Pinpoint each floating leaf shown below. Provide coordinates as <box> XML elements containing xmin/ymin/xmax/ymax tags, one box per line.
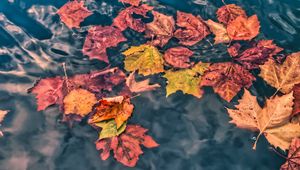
<box><xmin>145</xmin><ymin>11</ymin><xmax>175</xmax><ymax>47</ymax></box>
<box><xmin>200</xmin><ymin>62</ymin><xmax>255</xmax><ymax>102</ymax></box>
<box><xmin>216</xmin><ymin>4</ymin><xmax>247</xmax><ymax>25</ymax></box>
<box><xmin>227</xmin><ymin>15</ymin><xmax>260</xmax><ymax>41</ymax></box>
<box><xmin>57</xmin><ymin>1</ymin><xmax>92</xmax><ymax>28</ymax></box>
<box><xmin>163</xmin><ymin>47</ymin><xmax>194</xmax><ymax>69</ymax></box>
<box><xmin>119</xmin><ymin>0</ymin><xmax>140</xmax><ymax>6</ymax></box>
<box><xmin>227</xmin><ymin>43</ymin><xmax>241</xmax><ymax>57</ymax></box>
<box><xmin>123</xmin><ymin>44</ymin><xmax>164</xmax><ymax>76</ymax></box>
<box><xmin>82</xmin><ymin>26</ymin><xmax>127</xmax><ymax>63</ymax></box>
<box><xmin>126</xmin><ymin>71</ymin><xmax>160</xmax><ymax>93</ymax></box>
<box><xmin>94</xmin><ymin>119</ymin><xmax>126</xmax><ymax>140</ymax></box>
<box><xmin>163</xmin><ymin>62</ymin><xmax>209</xmax><ymax>98</ymax></box>
<box><xmin>174</xmin><ymin>11</ymin><xmax>210</xmax><ymax>46</ymax></box>
<box><xmin>63</xmin><ymin>88</ymin><xmax>97</xmax><ymax>117</ymax></box>
<box><xmin>206</xmin><ymin>19</ymin><xmax>230</xmax><ymax>44</ymax></box>
<box><xmin>280</xmin><ymin>138</ymin><xmax>300</xmax><ymax>170</ymax></box>
<box><xmin>96</xmin><ymin>125</ymin><xmax>159</xmax><ymax>167</ymax></box>
<box><xmin>259</xmin><ymin>52</ymin><xmax>300</xmax><ymax>94</ymax></box>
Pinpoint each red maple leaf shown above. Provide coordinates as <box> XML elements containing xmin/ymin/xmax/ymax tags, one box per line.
<box><xmin>164</xmin><ymin>47</ymin><xmax>194</xmax><ymax>68</ymax></box>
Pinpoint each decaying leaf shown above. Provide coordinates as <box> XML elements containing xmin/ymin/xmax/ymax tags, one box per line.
<box><xmin>174</xmin><ymin>11</ymin><xmax>210</xmax><ymax>46</ymax></box>
<box><xmin>293</xmin><ymin>84</ymin><xmax>300</xmax><ymax>116</ymax></box>
<box><xmin>200</xmin><ymin>62</ymin><xmax>255</xmax><ymax>102</ymax></box>
<box><xmin>206</xmin><ymin>19</ymin><xmax>230</xmax><ymax>44</ymax></box>
<box><xmin>89</xmin><ymin>96</ymin><xmax>134</xmax><ymax>129</ymax></box>
<box><xmin>57</xmin><ymin>1</ymin><xmax>92</xmax><ymax>28</ymax></box>
<box><xmin>216</xmin><ymin>4</ymin><xmax>247</xmax><ymax>25</ymax></box>
<box><xmin>145</xmin><ymin>11</ymin><xmax>175</xmax><ymax>47</ymax></box>
<box><xmin>96</xmin><ymin>125</ymin><xmax>159</xmax><ymax>167</ymax></box>
<box><xmin>113</xmin><ymin>4</ymin><xmax>153</xmax><ymax>32</ymax></box>
<box><xmin>123</xmin><ymin>44</ymin><xmax>164</xmax><ymax>76</ymax></box>
<box><xmin>94</xmin><ymin>119</ymin><xmax>126</xmax><ymax>140</ymax></box>
<box><xmin>163</xmin><ymin>62</ymin><xmax>209</xmax><ymax>98</ymax></box>
<box><xmin>119</xmin><ymin>0</ymin><xmax>140</xmax><ymax>6</ymax></box>
<box><xmin>163</xmin><ymin>47</ymin><xmax>194</xmax><ymax>69</ymax></box>
<box><xmin>227</xmin><ymin>15</ymin><xmax>260</xmax><ymax>41</ymax></box>
<box><xmin>259</xmin><ymin>52</ymin><xmax>300</xmax><ymax>94</ymax></box>
<box><xmin>82</xmin><ymin>26</ymin><xmax>127</xmax><ymax>63</ymax></box>
<box><xmin>280</xmin><ymin>138</ymin><xmax>300</xmax><ymax>170</ymax></box>
<box><xmin>63</xmin><ymin>88</ymin><xmax>97</xmax><ymax>117</ymax></box>
<box><xmin>126</xmin><ymin>72</ymin><xmax>160</xmax><ymax>93</ymax></box>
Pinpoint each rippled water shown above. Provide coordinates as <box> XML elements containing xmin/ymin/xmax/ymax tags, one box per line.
<box><xmin>0</xmin><ymin>0</ymin><xmax>300</xmax><ymax>170</ymax></box>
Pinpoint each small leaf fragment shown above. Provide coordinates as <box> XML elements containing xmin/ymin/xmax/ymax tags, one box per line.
<box><xmin>119</xmin><ymin>0</ymin><xmax>140</xmax><ymax>6</ymax></box>
<box><xmin>206</xmin><ymin>19</ymin><xmax>230</xmax><ymax>44</ymax></box>
<box><xmin>126</xmin><ymin>72</ymin><xmax>160</xmax><ymax>93</ymax></box>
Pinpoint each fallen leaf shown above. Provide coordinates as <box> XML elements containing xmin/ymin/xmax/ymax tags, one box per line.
<box><xmin>57</xmin><ymin>1</ymin><xmax>92</xmax><ymax>28</ymax></box>
<box><xmin>163</xmin><ymin>62</ymin><xmax>209</xmax><ymax>98</ymax></box>
<box><xmin>227</xmin><ymin>43</ymin><xmax>241</xmax><ymax>57</ymax></box>
<box><xmin>119</xmin><ymin>0</ymin><xmax>140</xmax><ymax>6</ymax></box>
<box><xmin>293</xmin><ymin>84</ymin><xmax>300</xmax><ymax>116</ymax></box>
<box><xmin>163</xmin><ymin>47</ymin><xmax>194</xmax><ymax>69</ymax></box>
<box><xmin>227</xmin><ymin>15</ymin><xmax>260</xmax><ymax>41</ymax></box>
<box><xmin>123</xmin><ymin>44</ymin><xmax>164</xmax><ymax>76</ymax></box>
<box><xmin>281</xmin><ymin>138</ymin><xmax>300</xmax><ymax>170</ymax></box>
<box><xmin>0</xmin><ymin>110</ymin><xmax>8</xmax><ymax>137</ymax></box>
<box><xmin>200</xmin><ymin>62</ymin><xmax>255</xmax><ymax>102</ymax></box>
<box><xmin>89</xmin><ymin>96</ymin><xmax>134</xmax><ymax>128</ymax></box>
<box><xmin>174</xmin><ymin>11</ymin><xmax>210</xmax><ymax>46</ymax></box>
<box><xmin>63</xmin><ymin>88</ymin><xmax>97</xmax><ymax>117</ymax></box>
<box><xmin>145</xmin><ymin>11</ymin><xmax>175</xmax><ymax>47</ymax></box>
<box><xmin>206</xmin><ymin>19</ymin><xmax>230</xmax><ymax>44</ymax></box>
<box><xmin>126</xmin><ymin>72</ymin><xmax>160</xmax><ymax>93</ymax></box>
<box><xmin>94</xmin><ymin>119</ymin><xmax>126</xmax><ymax>140</ymax></box>
<box><xmin>82</xmin><ymin>26</ymin><xmax>127</xmax><ymax>63</ymax></box>
<box><xmin>113</xmin><ymin>4</ymin><xmax>153</xmax><ymax>32</ymax></box>
<box><xmin>96</xmin><ymin>125</ymin><xmax>159</xmax><ymax>167</ymax></box>
<box><xmin>259</xmin><ymin>52</ymin><xmax>300</xmax><ymax>94</ymax></box>
<box><xmin>216</xmin><ymin>4</ymin><xmax>247</xmax><ymax>25</ymax></box>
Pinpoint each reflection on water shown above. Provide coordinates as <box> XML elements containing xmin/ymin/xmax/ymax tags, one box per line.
<box><xmin>0</xmin><ymin>0</ymin><xmax>299</xmax><ymax>169</ymax></box>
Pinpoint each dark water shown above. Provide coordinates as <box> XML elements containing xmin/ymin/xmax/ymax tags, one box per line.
<box><xmin>0</xmin><ymin>0</ymin><xmax>299</xmax><ymax>170</ymax></box>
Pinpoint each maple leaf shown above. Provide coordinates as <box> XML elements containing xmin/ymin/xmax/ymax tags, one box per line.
<box><xmin>145</xmin><ymin>11</ymin><xmax>175</xmax><ymax>47</ymax></box>
<box><xmin>200</xmin><ymin>62</ymin><xmax>255</xmax><ymax>102</ymax></box>
<box><xmin>227</xmin><ymin>15</ymin><xmax>260</xmax><ymax>41</ymax></box>
<box><xmin>163</xmin><ymin>47</ymin><xmax>194</xmax><ymax>69</ymax></box>
<box><xmin>96</xmin><ymin>125</ymin><xmax>159</xmax><ymax>167</ymax></box>
<box><xmin>119</xmin><ymin>0</ymin><xmax>140</xmax><ymax>6</ymax></box>
<box><xmin>174</xmin><ymin>11</ymin><xmax>210</xmax><ymax>46</ymax></box>
<box><xmin>259</xmin><ymin>52</ymin><xmax>300</xmax><ymax>94</ymax></box>
<box><xmin>82</xmin><ymin>26</ymin><xmax>127</xmax><ymax>63</ymax></box>
<box><xmin>123</xmin><ymin>44</ymin><xmax>164</xmax><ymax>76</ymax></box>
<box><xmin>57</xmin><ymin>1</ymin><xmax>92</xmax><ymax>29</ymax></box>
<box><xmin>231</xmin><ymin>40</ymin><xmax>283</xmax><ymax>69</ymax></box>
<box><xmin>280</xmin><ymin>138</ymin><xmax>300</xmax><ymax>170</ymax></box>
<box><xmin>206</xmin><ymin>19</ymin><xmax>230</xmax><ymax>44</ymax></box>
<box><xmin>94</xmin><ymin>119</ymin><xmax>126</xmax><ymax>140</ymax></box>
<box><xmin>0</xmin><ymin>110</ymin><xmax>9</xmax><ymax>137</ymax></box>
<box><xmin>216</xmin><ymin>4</ymin><xmax>247</xmax><ymax>25</ymax></box>
<box><xmin>88</xmin><ymin>96</ymin><xmax>134</xmax><ymax>129</ymax></box>
<box><xmin>63</xmin><ymin>88</ymin><xmax>97</xmax><ymax>117</ymax></box>
<box><xmin>126</xmin><ymin>71</ymin><xmax>160</xmax><ymax>93</ymax></box>
<box><xmin>163</xmin><ymin>62</ymin><xmax>209</xmax><ymax>98</ymax></box>
<box><xmin>113</xmin><ymin>4</ymin><xmax>153</xmax><ymax>32</ymax></box>
<box><xmin>293</xmin><ymin>84</ymin><xmax>300</xmax><ymax>116</ymax></box>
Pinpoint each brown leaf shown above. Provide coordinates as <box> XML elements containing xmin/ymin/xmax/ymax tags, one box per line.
<box><xmin>82</xmin><ymin>26</ymin><xmax>127</xmax><ymax>63</ymax></box>
<box><xmin>216</xmin><ymin>4</ymin><xmax>247</xmax><ymax>25</ymax></box>
<box><xmin>206</xmin><ymin>19</ymin><xmax>230</xmax><ymax>44</ymax></box>
<box><xmin>227</xmin><ymin>43</ymin><xmax>241</xmax><ymax>57</ymax></box>
<box><xmin>163</xmin><ymin>47</ymin><xmax>194</xmax><ymax>68</ymax></box>
<box><xmin>281</xmin><ymin>138</ymin><xmax>300</xmax><ymax>170</ymax></box>
<box><xmin>293</xmin><ymin>84</ymin><xmax>300</xmax><ymax>117</ymax></box>
<box><xmin>200</xmin><ymin>62</ymin><xmax>255</xmax><ymax>102</ymax></box>
<box><xmin>57</xmin><ymin>1</ymin><xmax>92</xmax><ymax>28</ymax></box>
<box><xmin>174</xmin><ymin>11</ymin><xmax>210</xmax><ymax>46</ymax></box>
<box><xmin>145</xmin><ymin>11</ymin><xmax>175</xmax><ymax>47</ymax></box>
<box><xmin>227</xmin><ymin>15</ymin><xmax>260</xmax><ymax>41</ymax></box>
<box><xmin>119</xmin><ymin>0</ymin><xmax>140</xmax><ymax>6</ymax></box>
<box><xmin>126</xmin><ymin>72</ymin><xmax>160</xmax><ymax>93</ymax></box>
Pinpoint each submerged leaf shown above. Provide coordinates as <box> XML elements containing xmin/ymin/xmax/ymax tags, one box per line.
<box><xmin>94</xmin><ymin>119</ymin><xmax>126</xmax><ymax>140</ymax></box>
<box><xmin>216</xmin><ymin>4</ymin><xmax>247</xmax><ymax>25</ymax></box>
<box><xmin>126</xmin><ymin>72</ymin><xmax>160</xmax><ymax>93</ymax></box>
<box><xmin>119</xmin><ymin>0</ymin><xmax>140</xmax><ymax>6</ymax></box>
<box><xmin>206</xmin><ymin>19</ymin><xmax>230</xmax><ymax>44</ymax></box>
<box><xmin>163</xmin><ymin>47</ymin><xmax>194</xmax><ymax>68</ymax></box>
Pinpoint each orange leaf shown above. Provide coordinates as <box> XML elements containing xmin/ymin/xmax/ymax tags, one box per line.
<box><xmin>216</xmin><ymin>4</ymin><xmax>247</xmax><ymax>25</ymax></box>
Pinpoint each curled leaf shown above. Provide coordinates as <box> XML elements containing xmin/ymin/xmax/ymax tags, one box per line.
<box><xmin>216</xmin><ymin>4</ymin><xmax>247</xmax><ymax>25</ymax></box>
<box><xmin>206</xmin><ymin>19</ymin><xmax>230</xmax><ymax>44</ymax></box>
<box><xmin>164</xmin><ymin>47</ymin><xmax>194</xmax><ymax>69</ymax></box>
<box><xmin>126</xmin><ymin>72</ymin><xmax>160</xmax><ymax>93</ymax></box>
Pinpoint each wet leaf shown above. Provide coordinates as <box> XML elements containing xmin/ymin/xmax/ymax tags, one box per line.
<box><xmin>89</xmin><ymin>96</ymin><xmax>134</xmax><ymax>129</ymax></box>
<box><xmin>206</xmin><ymin>19</ymin><xmax>230</xmax><ymax>44</ymax></box>
<box><xmin>293</xmin><ymin>84</ymin><xmax>300</xmax><ymax>116</ymax></box>
<box><xmin>94</xmin><ymin>119</ymin><xmax>126</xmax><ymax>140</ymax></box>
<box><xmin>145</xmin><ymin>11</ymin><xmax>175</xmax><ymax>47</ymax></box>
<box><xmin>82</xmin><ymin>26</ymin><xmax>127</xmax><ymax>63</ymax></box>
<box><xmin>200</xmin><ymin>62</ymin><xmax>255</xmax><ymax>102</ymax></box>
<box><xmin>113</xmin><ymin>4</ymin><xmax>153</xmax><ymax>32</ymax></box>
<box><xmin>163</xmin><ymin>62</ymin><xmax>209</xmax><ymax>98</ymax></box>
<box><xmin>259</xmin><ymin>52</ymin><xmax>300</xmax><ymax>94</ymax></box>
<box><xmin>227</xmin><ymin>43</ymin><xmax>241</xmax><ymax>57</ymax></box>
<box><xmin>96</xmin><ymin>125</ymin><xmax>159</xmax><ymax>167</ymax></box>
<box><xmin>0</xmin><ymin>110</ymin><xmax>8</xmax><ymax>137</ymax></box>
<box><xmin>63</xmin><ymin>88</ymin><xmax>97</xmax><ymax>117</ymax></box>
<box><xmin>216</xmin><ymin>4</ymin><xmax>247</xmax><ymax>25</ymax></box>
<box><xmin>123</xmin><ymin>44</ymin><xmax>164</xmax><ymax>76</ymax></box>
<box><xmin>174</xmin><ymin>11</ymin><xmax>210</xmax><ymax>46</ymax></box>
<box><xmin>119</xmin><ymin>0</ymin><xmax>140</xmax><ymax>6</ymax></box>
<box><xmin>57</xmin><ymin>1</ymin><xmax>92</xmax><ymax>28</ymax></box>
<box><xmin>126</xmin><ymin>71</ymin><xmax>160</xmax><ymax>93</ymax></box>
<box><xmin>227</xmin><ymin>15</ymin><xmax>260</xmax><ymax>41</ymax></box>
<box><xmin>163</xmin><ymin>47</ymin><xmax>194</xmax><ymax>68</ymax></box>
<box><xmin>281</xmin><ymin>138</ymin><xmax>300</xmax><ymax>170</ymax></box>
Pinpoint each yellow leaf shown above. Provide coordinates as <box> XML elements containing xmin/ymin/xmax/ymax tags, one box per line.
<box><xmin>123</xmin><ymin>45</ymin><xmax>164</xmax><ymax>76</ymax></box>
<box><xmin>63</xmin><ymin>88</ymin><xmax>97</xmax><ymax>117</ymax></box>
<box><xmin>259</xmin><ymin>52</ymin><xmax>300</xmax><ymax>94</ymax></box>
<box><xmin>163</xmin><ymin>62</ymin><xmax>209</xmax><ymax>98</ymax></box>
<box><xmin>94</xmin><ymin>119</ymin><xmax>126</xmax><ymax>139</ymax></box>
<box><xmin>206</xmin><ymin>19</ymin><xmax>230</xmax><ymax>44</ymax></box>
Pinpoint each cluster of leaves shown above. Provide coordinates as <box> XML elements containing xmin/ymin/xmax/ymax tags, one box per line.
<box><xmin>27</xmin><ymin>0</ymin><xmax>300</xmax><ymax>168</ymax></box>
